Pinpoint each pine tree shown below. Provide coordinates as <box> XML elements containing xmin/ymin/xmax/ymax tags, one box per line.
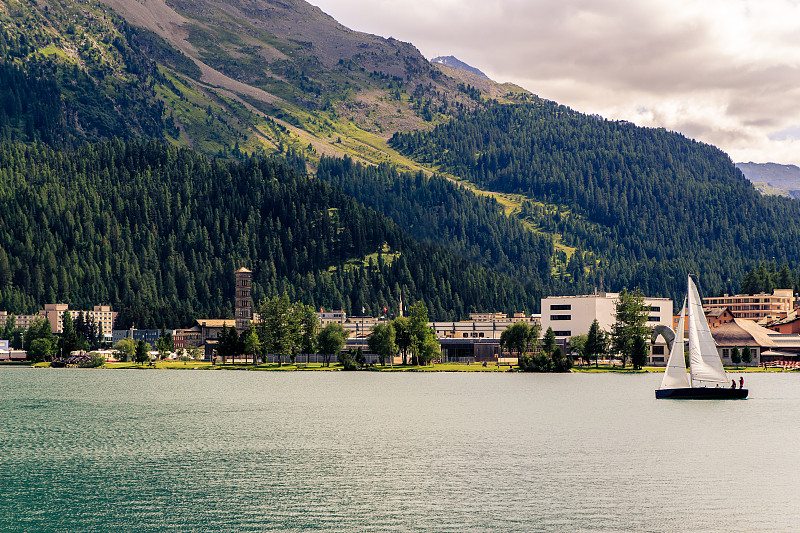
<box><xmin>730</xmin><ymin>346</ymin><xmax>741</xmax><ymax>368</ymax></box>
<box><xmin>741</xmin><ymin>345</ymin><xmax>753</xmax><ymax>367</ymax></box>
<box><xmin>59</xmin><ymin>310</ymin><xmax>79</xmax><ymax>358</ymax></box>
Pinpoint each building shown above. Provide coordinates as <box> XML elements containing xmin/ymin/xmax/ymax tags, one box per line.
<box><xmin>704</xmin><ymin>307</ymin><xmax>736</xmax><ymax>328</ymax></box>
<box><xmin>111</xmin><ymin>328</ymin><xmax>166</xmax><ymax>347</ymax></box>
<box><xmin>193</xmin><ymin>319</ymin><xmax>237</xmax><ymax>360</ymax></box>
<box><xmin>173</xmin><ymin>328</ymin><xmax>203</xmax><ymax>349</ymax></box>
<box><xmin>0</xmin><ymin>339</ymin><xmax>26</xmax><ymax>361</ymax></box>
<box><xmin>0</xmin><ymin>311</ymin><xmax>40</xmax><ymax>331</ymax></box>
<box><xmin>541</xmin><ymin>292</ymin><xmax>673</xmax><ymax>340</ymax></box>
<box><xmin>469</xmin><ymin>312</ymin><xmax>510</xmax><ymax>322</ymax></box>
<box><xmin>703</xmin><ymin>289</ymin><xmax>793</xmax><ymax>322</ymax></box>
<box><xmin>1</xmin><ymin>304</ymin><xmax>115</xmax><ymax>341</ymax></box>
<box><xmin>762</xmin><ymin>310</ymin><xmax>800</xmax><ymax>335</ymax></box>
<box><xmin>41</xmin><ymin>304</ymin><xmax>116</xmax><ymax>340</ymax></box>
<box><xmin>234</xmin><ymin>267</ymin><xmax>252</xmax><ymax>331</ymax></box>
<box><xmin>316</xmin><ymin>310</ymin><xmax>347</xmax><ymax>325</ymax></box>
<box><xmin>710</xmin><ymin>318</ymin><xmax>800</xmax><ymax>365</ymax></box>
<box><xmin>541</xmin><ymin>292</ymin><xmax>673</xmax><ymax>366</ymax></box>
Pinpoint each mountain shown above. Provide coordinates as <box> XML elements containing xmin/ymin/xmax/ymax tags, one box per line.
<box><xmin>1</xmin><ymin>0</ymin><xmax>528</xmax><ymax>163</ymax></box>
<box><xmin>0</xmin><ymin>140</ymin><xmax>539</xmax><ymax>326</ymax></box>
<box><xmin>390</xmin><ymin>100</ymin><xmax>800</xmax><ymax>301</ymax></box>
<box><xmin>99</xmin><ymin>0</ymin><xmax>529</xmax><ymax>160</ymax></box>
<box><xmin>431</xmin><ymin>56</ymin><xmax>488</xmax><ymax>79</ymax></box>
<box><xmin>4</xmin><ymin>0</ymin><xmax>800</xmax><ymax>324</ymax></box>
<box><xmin>0</xmin><ymin>0</ymin><xmax>556</xmax><ymax>326</ymax></box>
<box><xmin>736</xmin><ymin>162</ymin><xmax>800</xmax><ymax>199</ymax></box>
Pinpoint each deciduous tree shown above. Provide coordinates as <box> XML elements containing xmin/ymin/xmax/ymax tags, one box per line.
<box><xmin>500</xmin><ymin>322</ymin><xmax>540</xmax><ymax>359</ymax></box>
<box><xmin>368</xmin><ymin>322</ymin><xmax>396</xmax><ymax>366</ymax></box>
<box><xmin>242</xmin><ymin>324</ymin><xmax>260</xmax><ymax>365</ymax></box>
<box><xmin>113</xmin><ymin>338</ymin><xmax>136</xmax><ymax>362</ymax></box>
<box><xmin>317</xmin><ymin>322</ymin><xmax>347</xmax><ymax>367</ymax></box>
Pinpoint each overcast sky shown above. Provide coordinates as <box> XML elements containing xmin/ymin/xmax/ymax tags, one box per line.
<box><xmin>309</xmin><ymin>0</ymin><xmax>800</xmax><ymax>166</ymax></box>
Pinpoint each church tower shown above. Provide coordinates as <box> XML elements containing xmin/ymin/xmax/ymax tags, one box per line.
<box><xmin>235</xmin><ymin>267</ymin><xmax>252</xmax><ymax>331</ymax></box>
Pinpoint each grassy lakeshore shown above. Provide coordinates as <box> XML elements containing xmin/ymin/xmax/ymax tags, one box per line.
<box><xmin>25</xmin><ymin>361</ymin><xmax>790</xmax><ymax>372</ymax></box>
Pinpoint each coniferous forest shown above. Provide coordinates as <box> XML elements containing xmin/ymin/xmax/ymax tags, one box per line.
<box><xmin>317</xmin><ymin>156</ymin><xmax>588</xmax><ymax>301</ymax></box>
<box><xmin>390</xmin><ymin>100</ymin><xmax>800</xmax><ymax>302</ymax></box>
<box><xmin>0</xmin><ymin>140</ymin><xmax>539</xmax><ymax>327</ymax></box>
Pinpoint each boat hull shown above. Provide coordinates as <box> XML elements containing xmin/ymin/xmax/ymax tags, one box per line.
<box><xmin>655</xmin><ymin>387</ymin><xmax>748</xmax><ymax>400</ymax></box>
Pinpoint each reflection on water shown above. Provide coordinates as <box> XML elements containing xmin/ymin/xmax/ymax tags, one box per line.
<box><xmin>2</xmin><ymin>368</ymin><xmax>799</xmax><ymax>532</ymax></box>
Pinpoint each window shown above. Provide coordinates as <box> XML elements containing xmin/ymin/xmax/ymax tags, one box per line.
<box><xmin>553</xmin><ymin>330</ymin><xmax>571</xmax><ymax>337</ymax></box>
<box><xmin>550</xmin><ymin>304</ymin><xmax>571</xmax><ymax>311</ymax></box>
<box><xmin>652</xmin><ymin>357</ymin><xmax>665</xmax><ymax>363</ymax></box>
<box><xmin>550</xmin><ymin>315</ymin><xmax>571</xmax><ymax>321</ymax></box>
<box><xmin>649</xmin><ymin>306</ymin><xmax>661</xmax><ymax>312</ymax></box>
<box><xmin>723</xmin><ymin>348</ymin><xmax>730</xmax><ymax>358</ymax></box>
<box><xmin>647</xmin><ymin>316</ymin><xmax>660</xmax><ymax>322</ymax></box>
<box><xmin>651</xmin><ymin>346</ymin><xmax>665</xmax><ymax>355</ymax></box>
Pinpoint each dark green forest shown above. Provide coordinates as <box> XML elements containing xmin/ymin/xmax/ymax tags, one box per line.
<box><xmin>390</xmin><ymin>100</ymin><xmax>800</xmax><ymax>302</ymax></box>
<box><xmin>739</xmin><ymin>261</ymin><xmax>800</xmax><ymax>296</ymax></box>
<box><xmin>317</xmin><ymin>156</ymin><xmax>592</xmax><ymax>300</ymax></box>
<box><xmin>0</xmin><ymin>140</ymin><xmax>538</xmax><ymax>327</ymax></box>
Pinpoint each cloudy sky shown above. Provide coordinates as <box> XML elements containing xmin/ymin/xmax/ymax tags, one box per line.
<box><xmin>309</xmin><ymin>0</ymin><xmax>800</xmax><ymax>166</ymax></box>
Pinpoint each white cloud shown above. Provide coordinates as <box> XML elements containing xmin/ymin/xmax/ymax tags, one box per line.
<box><xmin>309</xmin><ymin>0</ymin><xmax>800</xmax><ymax>165</ymax></box>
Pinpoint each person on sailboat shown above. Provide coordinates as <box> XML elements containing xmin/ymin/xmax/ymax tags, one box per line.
<box><xmin>731</xmin><ymin>379</ymin><xmax>736</xmax><ymax>389</ymax></box>
<box><xmin>740</xmin><ymin>376</ymin><xmax>744</xmax><ymax>389</ymax></box>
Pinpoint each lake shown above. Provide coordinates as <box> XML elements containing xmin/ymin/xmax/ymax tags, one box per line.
<box><xmin>1</xmin><ymin>368</ymin><xmax>799</xmax><ymax>532</ymax></box>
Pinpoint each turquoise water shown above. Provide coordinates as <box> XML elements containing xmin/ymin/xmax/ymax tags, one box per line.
<box><xmin>2</xmin><ymin>368</ymin><xmax>799</xmax><ymax>532</ymax></box>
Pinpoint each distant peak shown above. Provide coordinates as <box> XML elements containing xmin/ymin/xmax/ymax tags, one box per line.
<box><xmin>431</xmin><ymin>56</ymin><xmax>488</xmax><ymax>79</ymax></box>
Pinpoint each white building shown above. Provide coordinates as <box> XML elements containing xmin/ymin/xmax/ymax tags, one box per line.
<box><xmin>541</xmin><ymin>291</ymin><xmax>673</xmax><ymax>344</ymax></box>
<box><xmin>316</xmin><ymin>310</ymin><xmax>347</xmax><ymax>325</ymax></box>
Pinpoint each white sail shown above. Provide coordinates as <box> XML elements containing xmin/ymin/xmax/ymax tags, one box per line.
<box><xmin>660</xmin><ymin>301</ymin><xmax>689</xmax><ymax>389</ymax></box>
<box><xmin>687</xmin><ymin>276</ymin><xmax>729</xmax><ymax>386</ymax></box>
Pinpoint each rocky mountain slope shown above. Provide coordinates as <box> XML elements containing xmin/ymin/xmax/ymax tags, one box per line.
<box><xmin>736</xmin><ymin>162</ymin><xmax>800</xmax><ymax>199</ymax></box>
<box><xmin>98</xmin><ymin>0</ymin><xmax>528</xmax><ymax>162</ymax></box>
<box><xmin>431</xmin><ymin>56</ymin><xmax>489</xmax><ymax>78</ymax></box>
<box><xmin>2</xmin><ymin>0</ymin><xmax>527</xmax><ymax>163</ymax></box>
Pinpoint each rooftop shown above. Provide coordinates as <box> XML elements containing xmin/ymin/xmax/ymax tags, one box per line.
<box><xmin>543</xmin><ymin>293</ymin><xmax>670</xmax><ymax>301</ymax></box>
<box><xmin>195</xmin><ymin>319</ymin><xmax>236</xmax><ymax>328</ymax></box>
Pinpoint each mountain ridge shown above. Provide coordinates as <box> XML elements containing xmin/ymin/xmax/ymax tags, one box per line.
<box><xmin>4</xmin><ymin>0</ymin><xmax>800</xmax><ymax>324</ymax></box>
<box><xmin>736</xmin><ymin>162</ymin><xmax>800</xmax><ymax>199</ymax></box>
<box><xmin>431</xmin><ymin>56</ymin><xmax>488</xmax><ymax>79</ymax></box>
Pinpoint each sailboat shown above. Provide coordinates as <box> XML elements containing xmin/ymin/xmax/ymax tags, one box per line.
<box><xmin>655</xmin><ymin>275</ymin><xmax>748</xmax><ymax>399</ymax></box>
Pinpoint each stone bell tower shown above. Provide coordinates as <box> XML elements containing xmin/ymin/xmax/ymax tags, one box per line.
<box><xmin>234</xmin><ymin>267</ymin><xmax>252</xmax><ymax>331</ymax></box>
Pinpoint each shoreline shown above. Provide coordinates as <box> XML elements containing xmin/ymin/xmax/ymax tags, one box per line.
<box><xmin>16</xmin><ymin>361</ymin><xmax>788</xmax><ymax>373</ymax></box>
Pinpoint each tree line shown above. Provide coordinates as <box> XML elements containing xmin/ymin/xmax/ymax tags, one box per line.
<box><xmin>738</xmin><ymin>261</ymin><xmax>800</xmax><ymax>296</ymax></box>
<box><xmin>317</xmin><ymin>156</ymin><xmax>580</xmax><ymax>311</ymax></box>
<box><xmin>211</xmin><ymin>295</ymin><xmax>439</xmax><ymax>369</ymax></box>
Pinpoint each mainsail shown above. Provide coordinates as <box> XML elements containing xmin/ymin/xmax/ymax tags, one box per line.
<box><xmin>659</xmin><ymin>300</ymin><xmax>689</xmax><ymax>389</ymax></box>
<box><xmin>687</xmin><ymin>276</ymin><xmax>729</xmax><ymax>386</ymax></box>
